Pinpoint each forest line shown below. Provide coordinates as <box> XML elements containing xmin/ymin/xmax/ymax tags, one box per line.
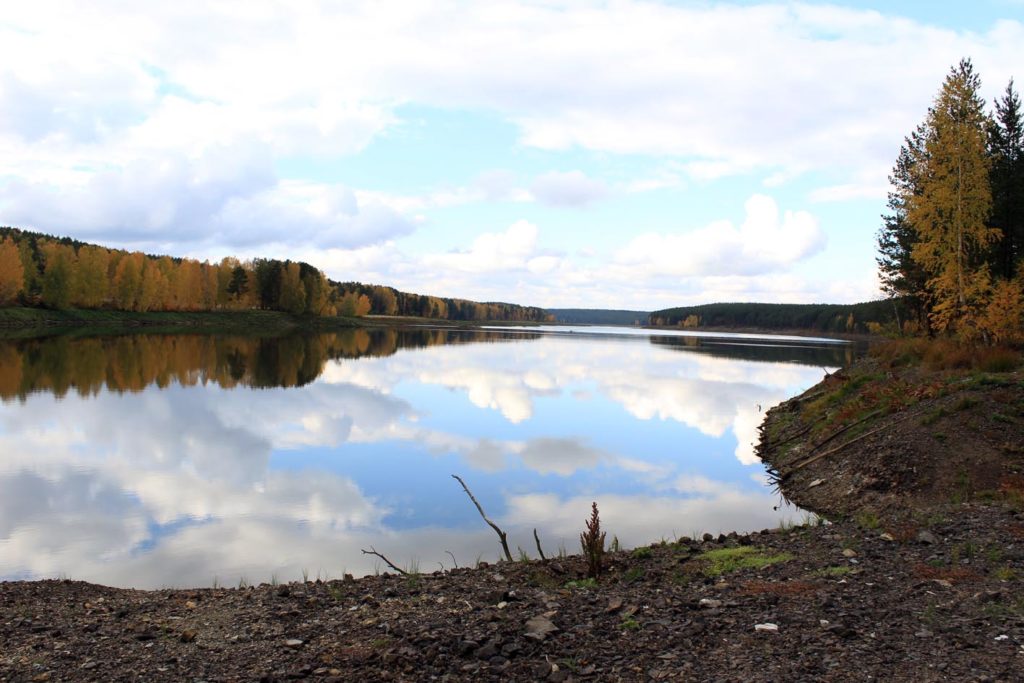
<box><xmin>0</xmin><ymin>227</ymin><xmax>552</xmax><ymax>323</ymax></box>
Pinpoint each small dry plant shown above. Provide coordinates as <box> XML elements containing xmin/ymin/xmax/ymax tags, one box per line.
<box><xmin>580</xmin><ymin>501</ymin><xmax>606</xmax><ymax>579</ymax></box>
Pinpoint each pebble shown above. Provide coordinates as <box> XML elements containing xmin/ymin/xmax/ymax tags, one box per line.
<box><xmin>916</xmin><ymin>530</ymin><xmax>939</xmax><ymax>545</ymax></box>
<box><xmin>699</xmin><ymin>599</ymin><xmax>722</xmax><ymax>609</ymax></box>
<box><xmin>754</xmin><ymin>623</ymin><xmax>779</xmax><ymax>633</ymax></box>
<box><xmin>842</xmin><ymin>549</ymin><xmax>858</xmax><ymax>558</ymax></box>
<box><xmin>475</xmin><ymin>642</ymin><xmax>499</xmax><ymax>659</ymax></box>
<box><xmin>879</xmin><ymin>533</ymin><xmax>895</xmax><ymax>541</ymax></box>
<box><xmin>524</xmin><ymin>615</ymin><xmax>559</xmax><ymax>641</ymax></box>
<box><xmin>284</xmin><ymin>639</ymin><xmax>304</xmax><ymax>649</ymax></box>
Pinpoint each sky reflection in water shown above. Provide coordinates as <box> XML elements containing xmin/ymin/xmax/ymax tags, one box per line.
<box><xmin>0</xmin><ymin>328</ymin><xmax>852</xmax><ymax>588</ymax></box>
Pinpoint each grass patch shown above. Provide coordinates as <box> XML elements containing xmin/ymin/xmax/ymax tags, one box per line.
<box><xmin>976</xmin><ymin>348</ymin><xmax>1022</xmax><ymax>373</ymax></box>
<box><xmin>855</xmin><ymin>510</ymin><xmax>881</xmax><ymax>530</ymax></box>
<box><xmin>630</xmin><ymin>546</ymin><xmax>653</xmax><ymax>560</ymax></box>
<box><xmin>622</xmin><ymin>566</ymin><xmax>645</xmax><ymax>584</ymax></box>
<box><xmin>994</xmin><ymin>565</ymin><xmax>1017</xmax><ymax>581</ymax></box>
<box><xmin>872</xmin><ymin>338</ymin><xmax>1022</xmax><ymax>373</ymax></box>
<box><xmin>693</xmin><ymin>546</ymin><xmax>793</xmax><ymax>577</ymax></box>
<box><xmin>564</xmin><ymin>578</ymin><xmax>598</xmax><ymax>590</ymax></box>
<box><xmin>526</xmin><ymin>571</ymin><xmax>560</xmax><ymax>589</ymax></box>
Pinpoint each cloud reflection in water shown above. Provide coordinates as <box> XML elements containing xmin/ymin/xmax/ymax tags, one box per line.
<box><xmin>0</xmin><ymin>329</ymin><xmax>840</xmax><ymax>587</ymax></box>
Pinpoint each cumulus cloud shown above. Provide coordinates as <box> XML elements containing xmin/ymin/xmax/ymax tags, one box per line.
<box><xmin>1</xmin><ymin>3</ymin><xmax>1020</xmax><ymax>249</ymax></box>
<box><xmin>422</xmin><ymin>220</ymin><xmax>565</xmax><ymax>277</ymax></box>
<box><xmin>0</xmin><ymin>157</ymin><xmax>416</xmax><ymax>251</ymax></box>
<box><xmin>615</xmin><ymin>194</ymin><xmax>826</xmax><ymax>277</ymax></box>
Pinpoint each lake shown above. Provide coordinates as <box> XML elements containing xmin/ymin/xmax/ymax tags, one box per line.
<box><xmin>0</xmin><ymin>326</ymin><xmax>854</xmax><ymax>588</ymax></box>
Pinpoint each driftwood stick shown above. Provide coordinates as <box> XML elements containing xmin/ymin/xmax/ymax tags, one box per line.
<box><xmin>533</xmin><ymin>528</ymin><xmax>547</xmax><ymax>561</ymax></box>
<box><xmin>785</xmin><ymin>426</ymin><xmax>888</xmax><ymax>476</ymax></box>
<box><xmin>361</xmin><ymin>547</ymin><xmax>408</xmax><ymax>575</ymax></box>
<box><xmin>445</xmin><ymin>550</ymin><xmax>459</xmax><ymax>569</ymax></box>
<box><xmin>811</xmin><ymin>409</ymin><xmax>883</xmax><ymax>451</ymax></box>
<box><xmin>452</xmin><ymin>474</ymin><xmax>513</xmax><ymax>562</ymax></box>
<box><xmin>785</xmin><ymin>409</ymin><xmax>921</xmax><ymax>476</ymax></box>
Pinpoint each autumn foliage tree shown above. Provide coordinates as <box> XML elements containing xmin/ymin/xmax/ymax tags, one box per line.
<box><xmin>880</xmin><ymin>60</ymin><xmax>1024</xmax><ymax>342</ymax></box>
<box><xmin>905</xmin><ymin>60</ymin><xmax>1000</xmax><ymax>334</ymax></box>
<box><xmin>0</xmin><ymin>237</ymin><xmax>24</xmax><ymax>305</ymax></box>
<box><xmin>0</xmin><ymin>227</ymin><xmax>551</xmax><ymax>323</ymax></box>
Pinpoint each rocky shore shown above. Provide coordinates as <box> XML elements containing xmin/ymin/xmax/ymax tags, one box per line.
<box><xmin>3</xmin><ymin>353</ymin><xmax>1023</xmax><ymax>682</ymax></box>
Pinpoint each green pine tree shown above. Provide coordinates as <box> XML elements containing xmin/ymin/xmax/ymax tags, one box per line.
<box><xmin>988</xmin><ymin>79</ymin><xmax>1024</xmax><ymax>279</ymax></box>
<box><xmin>878</xmin><ymin>122</ymin><xmax>932</xmax><ymax>332</ymax></box>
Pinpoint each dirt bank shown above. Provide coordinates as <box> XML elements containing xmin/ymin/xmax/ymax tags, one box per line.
<box><xmin>757</xmin><ymin>353</ymin><xmax>1024</xmax><ymax>518</ymax></box>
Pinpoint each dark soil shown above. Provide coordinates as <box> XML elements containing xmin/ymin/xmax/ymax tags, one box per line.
<box><xmin>4</xmin><ymin>353</ymin><xmax>1024</xmax><ymax>682</ymax></box>
<box><xmin>758</xmin><ymin>358</ymin><xmax>1024</xmax><ymax>518</ymax></box>
<box><xmin>3</xmin><ymin>504</ymin><xmax>1024</xmax><ymax>683</ymax></box>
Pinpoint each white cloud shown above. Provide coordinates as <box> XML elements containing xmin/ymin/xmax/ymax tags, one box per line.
<box><xmin>0</xmin><ymin>2</ymin><xmax>1018</xmax><ymax>303</ymax></box>
<box><xmin>2</xmin><ymin>4</ymin><xmax>1020</xmax><ymax>211</ymax></box>
<box><xmin>615</xmin><ymin>194</ymin><xmax>826</xmax><ymax>277</ymax></box>
<box><xmin>529</xmin><ymin>170</ymin><xmax>608</xmax><ymax>207</ymax></box>
<box><xmin>503</xmin><ymin>490</ymin><xmax>803</xmax><ymax>546</ymax></box>
<box><xmin>515</xmin><ymin>438</ymin><xmax>608</xmax><ymax>476</ymax></box>
<box><xmin>422</xmin><ymin>220</ymin><xmax>549</xmax><ymax>276</ymax></box>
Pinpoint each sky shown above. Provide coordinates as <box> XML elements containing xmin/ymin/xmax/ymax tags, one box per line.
<box><xmin>1</xmin><ymin>1</ymin><xmax>1022</xmax><ymax>310</ymax></box>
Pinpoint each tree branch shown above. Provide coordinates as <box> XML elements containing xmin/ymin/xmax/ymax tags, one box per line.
<box><xmin>452</xmin><ymin>474</ymin><xmax>513</xmax><ymax>562</ymax></box>
<box><xmin>533</xmin><ymin>528</ymin><xmax>547</xmax><ymax>561</ymax></box>
<box><xmin>361</xmin><ymin>546</ymin><xmax>408</xmax><ymax>575</ymax></box>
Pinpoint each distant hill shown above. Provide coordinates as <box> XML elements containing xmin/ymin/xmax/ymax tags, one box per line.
<box><xmin>648</xmin><ymin>300</ymin><xmax>910</xmax><ymax>335</ymax></box>
<box><xmin>547</xmin><ymin>309</ymin><xmax>649</xmax><ymax>326</ymax></box>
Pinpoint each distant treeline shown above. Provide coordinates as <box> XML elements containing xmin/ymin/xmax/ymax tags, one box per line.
<box><xmin>548</xmin><ymin>309</ymin><xmax>649</xmax><ymax>325</ymax></box>
<box><xmin>0</xmin><ymin>227</ymin><xmax>550</xmax><ymax>322</ymax></box>
<box><xmin>331</xmin><ymin>280</ymin><xmax>553</xmax><ymax>322</ymax></box>
<box><xmin>648</xmin><ymin>300</ymin><xmax>909</xmax><ymax>334</ymax></box>
<box><xmin>0</xmin><ymin>328</ymin><xmax>539</xmax><ymax>400</ymax></box>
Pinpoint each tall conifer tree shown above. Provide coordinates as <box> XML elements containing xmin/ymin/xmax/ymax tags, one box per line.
<box><xmin>906</xmin><ymin>59</ymin><xmax>1000</xmax><ymax>334</ymax></box>
<box><xmin>989</xmin><ymin>79</ymin><xmax>1024</xmax><ymax>279</ymax></box>
<box><xmin>878</xmin><ymin>123</ymin><xmax>931</xmax><ymax>330</ymax></box>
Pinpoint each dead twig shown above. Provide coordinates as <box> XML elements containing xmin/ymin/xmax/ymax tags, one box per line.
<box><xmin>533</xmin><ymin>528</ymin><xmax>547</xmax><ymax>561</ymax></box>
<box><xmin>785</xmin><ymin>409</ymin><xmax>922</xmax><ymax>477</ymax></box>
<box><xmin>811</xmin><ymin>409</ymin><xmax>883</xmax><ymax>451</ymax></box>
<box><xmin>452</xmin><ymin>474</ymin><xmax>513</xmax><ymax>562</ymax></box>
<box><xmin>361</xmin><ymin>547</ymin><xmax>408</xmax><ymax>575</ymax></box>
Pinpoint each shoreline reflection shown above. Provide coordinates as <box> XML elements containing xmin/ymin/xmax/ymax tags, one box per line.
<box><xmin>0</xmin><ymin>328</ymin><xmax>844</xmax><ymax>588</ymax></box>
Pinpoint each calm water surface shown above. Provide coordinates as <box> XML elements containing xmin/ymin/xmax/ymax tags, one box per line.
<box><xmin>0</xmin><ymin>326</ymin><xmax>853</xmax><ymax>588</ymax></box>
